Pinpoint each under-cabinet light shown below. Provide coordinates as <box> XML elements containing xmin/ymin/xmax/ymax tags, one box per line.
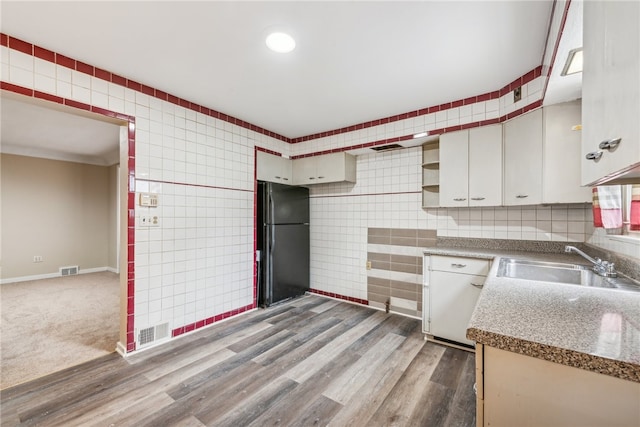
<box><xmin>413</xmin><ymin>132</ymin><xmax>429</xmax><ymax>138</ymax></box>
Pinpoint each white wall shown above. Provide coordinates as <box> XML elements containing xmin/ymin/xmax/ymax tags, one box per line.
<box><xmin>1</xmin><ymin>154</ymin><xmax>115</xmax><ymax>280</ymax></box>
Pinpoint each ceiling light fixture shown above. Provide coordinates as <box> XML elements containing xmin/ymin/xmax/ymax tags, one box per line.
<box><xmin>266</xmin><ymin>32</ymin><xmax>296</xmax><ymax>53</ymax></box>
<box><xmin>561</xmin><ymin>48</ymin><xmax>583</xmax><ymax>76</ymax></box>
<box><xmin>413</xmin><ymin>132</ymin><xmax>429</xmax><ymax>138</ymax></box>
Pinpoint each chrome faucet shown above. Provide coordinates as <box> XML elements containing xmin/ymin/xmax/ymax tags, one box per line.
<box><xmin>565</xmin><ymin>245</ymin><xmax>617</xmax><ymax>278</ymax></box>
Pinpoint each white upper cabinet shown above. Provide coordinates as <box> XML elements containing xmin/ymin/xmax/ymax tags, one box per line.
<box><xmin>543</xmin><ymin>101</ymin><xmax>591</xmax><ymax>203</ymax></box>
<box><xmin>469</xmin><ymin>125</ymin><xmax>503</xmax><ymax>206</ymax></box>
<box><xmin>582</xmin><ymin>0</ymin><xmax>640</xmax><ymax>185</ymax></box>
<box><xmin>439</xmin><ymin>130</ymin><xmax>469</xmax><ymax>207</ymax></box>
<box><xmin>292</xmin><ymin>152</ymin><xmax>356</xmax><ymax>185</ymax></box>
<box><xmin>503</xmin><ymin>109</ymin><xmax>543</xmax><ymax>205</ymax></box>
<box><xmin>256</xmin><ymin>151</ymin><xmax>292</xmax><ymax>184</ymax></box>
<box><xmin>440</xmin><ymin>125</ymin><xmax>502</xmax><ymax>208</ymax></box>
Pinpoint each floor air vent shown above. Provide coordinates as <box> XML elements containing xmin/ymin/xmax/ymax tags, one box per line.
<box><xmin>138</xmin><ymin>323</ymin><xmax>170</xmax><ymax>347</ymax></box>
<box><xmin>60</xmin><ymin>266</ymin><xmax>79</xmax><ymax>276</ymax></box>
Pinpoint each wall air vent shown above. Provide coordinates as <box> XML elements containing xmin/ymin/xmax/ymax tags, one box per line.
<box><xmin>371</xmin><ymin>144</ymin><xmax>403</xmax><ymax>152</ymax></box>
<box><xmin>59</xmin><ymin>266</ymin><xmax>79</xmax><ymax>276</ymax></box>
<box><xmin>137</xmin><ymin>322</ymin><xmax>170</xmax><ymax>347</ymax></box>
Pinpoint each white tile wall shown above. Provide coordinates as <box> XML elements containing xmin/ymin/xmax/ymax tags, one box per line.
<box><xmin>0</xmin><ymin>43</ymin><xmax>292</xmax><ymax>342</ymax></box>
<box><xmin>310</xmin><ymin>147</ymin><xmax>594</xmax><ymax>299</ymax></box>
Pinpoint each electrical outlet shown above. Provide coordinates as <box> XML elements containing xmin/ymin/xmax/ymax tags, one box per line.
<box><xmin>139</xmin><ymin>215</ymin><xmax>160</xmax><ymax>227</ymax></box>
<box><xmin>366</xmin><ymin>261</ymin><xmax>372</xmax><ymax>270</ymax></box>
<box><xmin>513</xmin><ymin>86</ymin><xmax>522</xmax><ymax>102</ymax></box>
<box><xmin>33</xmin><ymin>256</ymin><xmax>43</xmax><ymax>263</ymax></box>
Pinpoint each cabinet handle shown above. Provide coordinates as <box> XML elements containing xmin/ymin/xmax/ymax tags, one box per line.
<box><xmin>275</xmin><ymin>176</ymin><xmax>281</xmax><ymax>179</ymax></box>
<box><xmin>451</xmin><ymin>263</ymin><xmax>467</xmax><ymax>268</ymax></box>
<box><xmin>471</xmin><ymin>197</ymin><xmax>485</xmax><ymax>201</ymax></box>
<box><xmin>309</xmin><ymin>177</ymin><xmax>315</xmax><ymax>180</ymax></box>
<box><xmin>585</xmin><ymin>151</ymin><xmax>603</xmax><ymax>161</ymax></box>
<box><xmin>453</xmin><ymin>198</ymin><xmax>467</xmax><ymax>201</ymax></box>
<box><xmin>599</xmin><ymin>137</ymin><xmax>621</xmax><ymax>150</ymax></box>
<box><xmin>318</xmin><ymin>176</ymin><xmax>325</xmax><ymax>179</ymax></box>
<box><xmin>470</xmin><ymin>283</ymin><xmax>483</xmax><ymax>289</ymax></box>
<box><xmin>282</xmin><ymin>177</ymin><xmax>289</xmax><ymax>181</ymax></box>
<box><xmin>516</xmin><ymin>194</ymin><xmax>528</xmax><ymax>199</ymax></box>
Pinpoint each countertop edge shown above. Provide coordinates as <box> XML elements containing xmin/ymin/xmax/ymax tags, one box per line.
<box><xmin>467</xmin><ymin>328</ymin><xmax>640</xmax><ymax>383</ymax></box>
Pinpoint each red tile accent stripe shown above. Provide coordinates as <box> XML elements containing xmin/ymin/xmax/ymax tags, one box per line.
<box><xmin>171</xmin><ymin>303</ymin><xmax>256</xmax><ymax>337</ymax></box>
<box><xmin>293</xmin><ymin>99</ymin><xmax>542</xmax><ymax>159</ymax></box>
<box><xmin>255</xmin><ymin>146</ymin><xmax>283</xmax><ymax>157</ymax></box>
<box><xmin>309</xmin><ymin>289</ymin><xmax>369</xmax><ymax>306</ymax></box>
<box><xmin>1</xmin><ymin>31</ymin><xmax>551</xmax><ymax>146</ymax></box>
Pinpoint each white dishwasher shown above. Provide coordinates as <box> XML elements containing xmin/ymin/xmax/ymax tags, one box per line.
<box><xmin>423</xmin><ymin>255</ymin><xmax>490</xmax><ymax>347</ymax></box>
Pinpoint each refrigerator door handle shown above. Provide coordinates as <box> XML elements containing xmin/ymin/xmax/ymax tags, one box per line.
<box><xmin>269</xmin><ymin>194</ymin><xmax>276</xmax><ymax>251</ymax></box>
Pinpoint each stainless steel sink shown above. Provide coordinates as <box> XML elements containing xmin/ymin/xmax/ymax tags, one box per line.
<box><xmin>497</xmin><ymin>258</ymin><xmax>640</xmax><ymax>292</ymax></box>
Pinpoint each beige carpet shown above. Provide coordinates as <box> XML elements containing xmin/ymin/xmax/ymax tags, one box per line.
<box><xmin>0</xmin><ymin>271</ymin><xmax>120</xmax><ymax>389</ymax></box>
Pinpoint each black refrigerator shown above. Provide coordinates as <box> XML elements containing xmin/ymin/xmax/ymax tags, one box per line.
<box><xmin>257</xmin><ymin>182</ymin><xmax>310</xmax><ymax>307</ymax></box>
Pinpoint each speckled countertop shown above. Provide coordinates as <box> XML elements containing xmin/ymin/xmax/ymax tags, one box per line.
<box><xmin>423</xmin><ymin>246</ymin><xmax>640</xmax><ymax>383</ymax></box>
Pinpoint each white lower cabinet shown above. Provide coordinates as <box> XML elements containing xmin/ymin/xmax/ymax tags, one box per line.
<box><xmin>423</xmin><ymin>255</ymin><xmax>489</xmax><ymax>346</ymax></box>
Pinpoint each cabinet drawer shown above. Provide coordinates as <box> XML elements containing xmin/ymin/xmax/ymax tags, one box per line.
<box><xmin>430</xmin><ymin>255</ymin><xmax>490</xmax><ymax>276</ymax></box>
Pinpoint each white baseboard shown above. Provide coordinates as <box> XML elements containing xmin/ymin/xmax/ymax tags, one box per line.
<box><xmin>0</xmin><ymin>266</ymin><xmax>118</xmax><ymax>285</ymax></box>
<box><xmin>106</xmin><ymin>266</ymin><xmax>119</xmax><ymax>274</ymax></box>
<box><xmin>116</xmin><ymin>341</ymin><xmax>128</xmax><ymax>357</ymax></box>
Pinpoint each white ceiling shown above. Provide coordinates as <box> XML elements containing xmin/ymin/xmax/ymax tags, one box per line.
<box><xmin>1</xmin><ymin>95</ymin><xmax>122</xmax><ymax>166</ymax></box>
<box><xmin>1</xmin><ymin>1</ymin><xmax>557</xmax><ymax>139</ymax></box>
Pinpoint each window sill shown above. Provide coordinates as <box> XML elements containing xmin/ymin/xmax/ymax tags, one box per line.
<box><xmin>606</xmin><ymin>234</ymin><xmax>640</xmax><ymax>246</ymax></box>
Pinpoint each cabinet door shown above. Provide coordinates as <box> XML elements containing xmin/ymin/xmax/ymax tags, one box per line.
<box><xmin>315</xmin><ymin>153</ymin><xmax>340</xmax><ymax>184</ymax></box>
<box><xmin>292</xmin><ymin>157</ymin><xmax>316</xmax><ymax>185</ymax></box>
<box><xmin>430</xmin><ymin>271</ymin><xmax>484</xmax><ymax>345</ymax></box>
<box><xmin>503</xmin><ymin>109</ymin><xmax>543</xmax><ymax>205</ymax></box>
<box><xmin>582</xmin><ymin>0</ymin><xmax>640</xmax><ymax>185</ymax></box>
<box><xmin>543</xmin><ymin>101</ymin><xmax>591</xmax><ymax>203</ymax></box>
<box><xmin>469</xmin><ymin>125</ymin><xmax>502</xmax><ymax>206</ymax></box>
<box><xmin>439</xmin><ymin>130</ymin><xmax>469</xmax><ymax>207</ymax></box>
<box><xmin>257</xmin><ymin>151</ymin><xmax>292</xmax><ymax>183</ymax></box>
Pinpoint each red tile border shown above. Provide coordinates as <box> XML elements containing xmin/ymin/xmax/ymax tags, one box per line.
<box><xmin>255</xmin><ymin>146</ymin><xmax>283</xmax><ymax>157</ymax></box>
<box><xmin>1</xmin><ymin>81</ymin><xmax>33</xmax><ymax>96</ymax></box>
<box><xmin>1</xmin><ymin>26</ymin><xmax>560</xmax><ymax>147</ymax></box>
<box><xmin>55</xmin><ymin>53</ymin><xmax>75</xmax><ymax>69</ymax></box>
<box><xmin>309</xmin><ymin>289</ymin><xmax>369</xmax><ymax>306</ymax></box>
<box><xmin>8</xmin><ymin>36</ymin><xmax>32</xmax><ymax>55</ymax></box>
<box><xmin>34</xmin><ymin>46</ymin><xmax>55</xmax><ymax>62</ymax></box>
<box><xmin>171</xmin><ymin>303</ymin><xmax>255</xmax><ymax>337</ymax></box>
<box><xmin>542</xmin><ymin>0</ymin><xmax>572</xmax><ymax>99</ymax></box>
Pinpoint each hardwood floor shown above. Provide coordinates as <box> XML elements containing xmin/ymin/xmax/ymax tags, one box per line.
<box><xmin>0</xmin><ymin>295</ymin><xmax>476</xmax><ymax>427</ymax></box>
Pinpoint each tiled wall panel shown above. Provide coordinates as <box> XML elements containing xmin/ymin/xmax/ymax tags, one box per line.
<box><xmin>309</xmin><ymin>147</ymin><xmax>593</xmax><ymax>301</ymax></box>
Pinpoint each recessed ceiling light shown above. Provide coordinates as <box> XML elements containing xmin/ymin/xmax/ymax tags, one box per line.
<box><xmin>266</xmin><ymin>32</ymin><xmax>296</xmax><ymax>53</ymax></box>
<box><xmin>561</xmin><ymin>48</ymin><xmax>583</xmax><ymax>76</ymax></box>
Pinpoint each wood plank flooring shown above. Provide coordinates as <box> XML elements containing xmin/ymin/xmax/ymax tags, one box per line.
<box><xmin>0</xmin><ymin>295</ymin><xmax>476</xmax><ymax>427</ymax></box>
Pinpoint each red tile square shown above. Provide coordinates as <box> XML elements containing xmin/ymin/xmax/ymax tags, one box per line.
<box><xmin>0</xmin><ymin>33</ymin><xmax>7</xmax><ymax>47</ymax></box>
<box><xmin>55</xmin><ymin>54</ymin><xmax>76</xmax><ymax>69</ymax></box>
<box><xmin>451</xmin><ymin>99</ymin><xmax>464</xmax><ymax>108</ymax></box>
<box><xmin>9</xmin><ymin>36</ymin><xmax>32</xmax><ymax>54</ymax></box>
<box><xmin>141</xmin><ymin>84</ymin><xmax>154</xmax><ymax>96</ymax></box>
<box><xmin>179</xmin><ymin>98</ymin><xmax>190</xmax><ymax>108</ymax></box>
<box><xmin>0</xmin><ymin>82</ymin><xmax>33</xmax><ymax>96</ymax></box>
<box><xmin>76</xmin><ymin>61</ymin><xmax>94</xmax><ymax>75</ymax></box>
<box><xmin>34</xmin><ymin>46</ymin><xmax>55</xmax><ymax>62</ymax></box>
<box><xmin>34</xmin><ymin>90</ymin><xmax>63</xmax><ymax>104</ymax></box>
<box><xmin>94</xmin><ymin>67</ymin><xmax>111</xmax><ymax>82</ymax></box>
<box><xmin>111</xmin><ymin>73</ymin><xmax>127</xmax><ymax>86</ymax></box>
<box><xmin>64</xmin><ymin>99</ymin><xmax>91</xmax><ymax>111</ymax></box>
<box><xmin>127</xmin><ymin>80</ymin><xmax>142</xmax><ymax>91</ymax></box>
